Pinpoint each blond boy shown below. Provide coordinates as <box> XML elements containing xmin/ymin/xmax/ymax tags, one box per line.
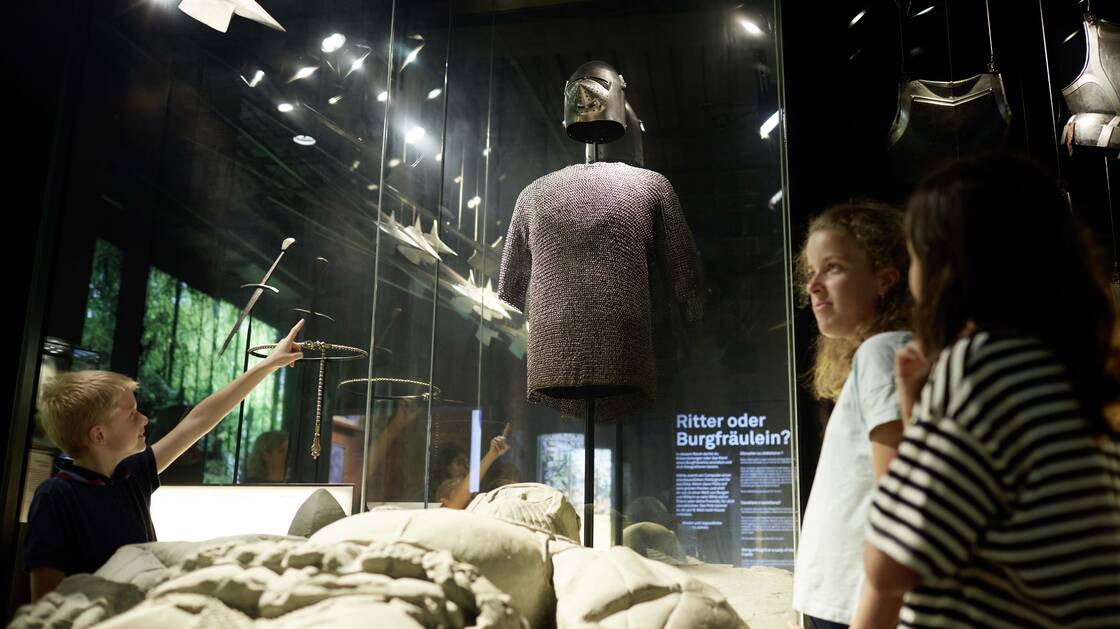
<box><xmin>25</xmin><ymin>320</ymin><xmax>304</xmax><ymax>600</ymax></box>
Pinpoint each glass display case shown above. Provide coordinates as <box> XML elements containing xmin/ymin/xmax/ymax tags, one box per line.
<box><xmin>20</xmin><ymin>0</ymin><xmax>796</xmax><ymax>609</ymax></box>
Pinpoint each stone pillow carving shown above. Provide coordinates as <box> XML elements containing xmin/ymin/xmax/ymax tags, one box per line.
<box><xmin>467</xmin><ymin>482</ymin><xmax>581</xmax><ymax>540</ymax></box>
<box><xmin>622</xmin><ymin>521</ymin><xmax>687</xmax><ymax>563</ymax></box>
<box><xmin>551</xmin><ymin>543</ymin><xmax>748</xmax><ymax>629</ymax></box>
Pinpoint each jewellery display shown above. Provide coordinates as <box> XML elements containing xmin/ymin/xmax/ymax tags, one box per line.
<box><xmin>337</xmin><ymin>377</ymin><xmax>441</xmax><ymax>400</ymax></box>
<box><xmin>249</xmin><ymin>340</ymin><xmax>367</xmax><ymax>459</ymax></box>
<box><xmin>247</xmin><ymin>341</ymin><xmax>367</xmax><ymax>361</ymax></box>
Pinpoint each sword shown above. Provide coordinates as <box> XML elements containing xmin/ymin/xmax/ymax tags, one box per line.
<box><xmin>219</xmin><ymin>237</ymin><xmax>297</xmax><ymax>355</ymax></box>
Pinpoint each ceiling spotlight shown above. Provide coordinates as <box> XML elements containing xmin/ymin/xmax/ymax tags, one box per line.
<box><xmin>277</xmin><ymin>103</ymin><xmax>294</xmax><ymax>113</ymax></box>
<box><xmin>768</xmin><ymin>189</ymin><xmax>784</xmax><ymax>209</ymax></box>
<box><xmin>453</xmin><ymin>175</ymin><xmax>463</xmax><ymax>184</ymax></box>
<box><xmin>759</xmin><ymin>110</ymin><xmax>781</xmax><ymax>139</ymax></box>
<box><xmin>427</xmin><ymin>88</ymin><xmax>442</xmax><ymax>100</ymax></box>
<box><xmin>240</xmin><ymin>70</ymin><xmax>265</xmax><ymax>87</ymax></box>
<box><xmin>293</xmin><ymin>135</ymin><xmax>316</xmax><ymax>146</ymax></box>
<box><xmin>321</xmin><ymin>33</ymin><xmax>346</xmax><ymax>53</ymax></box>
<box><xmin>328</xmin><ymin>95</ymin><xmax>343</xmax><ymax>105</ymax></box>
<box><xmin>402</xmin><ymin>43</ymin><xmax>425</xmax><ymax>70</ymax></box>
<box><xmin>387</xmin><ymin>158</ymin><xmax>401</xmax><ymax>168</ymax></box>
<box><xmin>914</xmin><ymin>5</ymin><xmax>935</xmax><ymax>17</ymax></box>
<box><xmin>482</xmin><ymin>147</ymin><xmax>491</xmax><ymax>156</ymax></box>
<box><xmin>739</xmin><ymin>18</ymin><xmax>764</xmax><ymax>36</ymax></box>
<box><xmin>435</xmin><ymin>153</ymin><xmax>443</xmax><ymax>162</ymax></box>
<box><xmin>351</xmin><ymin>160</ymin><xmax>361</xmax><ymax>171</ymax></box>
<box><xmin>367</xmin><ymin>183</ymin><xmax>379</xmax><ymax>190</ymax></box>
<box><xmin>405</xmin><ymin>126</ymin><xmax>426</xmax><ymax>144</ymax></box>
<box><xmin>288</xmin><ymin>66</ymin><xmax>318</xmax><ymax>82</ymax></box>
<box><xmin>467</xmin><ymin>195</ymin><xmax>481</xmax><ymax>208</ymax></box>
<box><xmin>348</xmin><ymin>51</ymin><xmax>370</xmax><ymax>76</ymax></box>
<box><xmin>849</xmin><ymin>9</ymin><xmax>867</xmax><ymax>27</ymax></box>
<box><xmin>377</xmin><ymin>91</ymin><xmax>388</xmax><ymax>102</ymax></box>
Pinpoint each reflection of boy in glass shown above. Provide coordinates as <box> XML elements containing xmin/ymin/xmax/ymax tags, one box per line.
<box><xmin>245</xmin><ymin>430</ymin><xmax>288</xmax><ymax>483</ymax></box>
<box><xmin>364</xmin><ymin>400</ymin><xmax>423</xmax><ymax>502</ymax></box>
<box><xmin>437</xmin><ymin>424</ymin><xmax>512</xmax><ymax>509</ymax></box>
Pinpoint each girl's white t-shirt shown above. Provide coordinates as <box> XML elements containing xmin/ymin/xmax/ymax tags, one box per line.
<box><xmin>792</xmin><ymin>330</ymin><xmax>909</xmax><ymax>624</ymax></box>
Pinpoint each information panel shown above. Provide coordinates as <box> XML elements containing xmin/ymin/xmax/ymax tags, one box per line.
<box><xmin>674</xmin><ymin>404</ymin><xmax>795</xmax><ymax>568</ymax></box>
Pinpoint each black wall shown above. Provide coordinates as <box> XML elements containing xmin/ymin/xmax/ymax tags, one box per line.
<box><xmin>781</xmin><ymin>0</ymin><xmax>1119</xmax><ymax>511</ymax></box>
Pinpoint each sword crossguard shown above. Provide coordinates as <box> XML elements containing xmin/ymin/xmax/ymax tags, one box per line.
<box><xmin>239</xmin><ymin>283</ymin><xmax>280</xmax><ymax>293</ymax></box>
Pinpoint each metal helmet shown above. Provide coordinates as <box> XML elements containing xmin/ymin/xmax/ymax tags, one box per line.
<box><xmin>564</xmin><ymin>60</ymin><xmax>627</xmax><ymax>143</ymax></box>
<box><xmin>586</xmin><ymin>102</ymin><xmax>644</xmax><ymax>166</ymax></box>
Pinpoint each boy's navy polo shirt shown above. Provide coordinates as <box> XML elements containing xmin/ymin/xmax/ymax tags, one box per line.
<box><xmin>24</xmin><ymin>447</ymin><xmax>159</xmax><ymax>575</ymax></box>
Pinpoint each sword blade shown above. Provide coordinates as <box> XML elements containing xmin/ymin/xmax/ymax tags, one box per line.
<box><xmin>218</xmin><ymin>247</ymin><xmax>291</xmax><ymax>355</ymax></box>
<box><xmin>218</xmin><ymin>287</ymin><xmax>265</xmax><ymax>356</ymax></box>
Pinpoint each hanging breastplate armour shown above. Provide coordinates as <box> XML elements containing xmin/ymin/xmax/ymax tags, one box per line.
<box><xmin>1061</xmin><ymin>18</ymin><xmax>1120</xmax><ymax>151</ymax></box>
<box><xmin>888</xmin><ymin>73</ymin><xmax>1012</xmax><ymax>180</ymax></box>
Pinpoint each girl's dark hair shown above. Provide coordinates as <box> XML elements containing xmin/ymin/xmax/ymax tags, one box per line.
<box><xmin>906</xmin><ymin>153</ymin><xmax>1119</xmax><ymax>434</ymax></box>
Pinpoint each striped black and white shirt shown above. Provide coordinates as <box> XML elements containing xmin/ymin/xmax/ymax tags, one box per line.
<box><xmin>868</xmin><ymin>332</ymin><xmax>1120</xmax><ymax>628</ymax></box>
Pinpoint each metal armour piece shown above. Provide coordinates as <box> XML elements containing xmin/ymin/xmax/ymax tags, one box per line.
<box><xmin>1061</xmin><ymin>18</ymin><xmax>1120</xmax><ymax>150</ymax></box>
<box><xmin>1061</xmin><ymin>113</ymin><xmax>1120</xmax><ymax>151</ymax></box>
<box><xmin>887</xmin><ymin>73</ymin><xmax>1011</xmax><ymax>181</ymax></box>
<box><xmin>564</xmin><ymin>60</ymin><xmax>628</xmax><ymax>144</ymax></box>
<box><xmin>497</xmin><ymin>162</ymin><xmax>703</xmax><ymax>420</ymax></box>
<box><xmin>587</xmin><ymin>102</ymin><xmax>644</xmax><ymax>166</ymax></box>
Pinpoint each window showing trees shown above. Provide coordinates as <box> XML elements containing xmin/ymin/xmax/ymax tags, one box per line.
<box><xmin>75</xmin><ymin>255</ymin><xmax>287</xmax><ymax>483</ymax></box>
<box><xmin>138</xmin><ymin>267</ymin><xmax>286</xmax><ymax>483</ymax></box>
<box><xmin>80</xmin><ymin>239</ymin><xmax>123</xmax><ymax>369</ymax></box>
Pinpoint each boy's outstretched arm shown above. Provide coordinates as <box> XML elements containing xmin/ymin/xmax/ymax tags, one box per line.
<box><xmin>152</xmin><ymin>320</ymin><xmax>304</xmax><ymax>473</ymax></box>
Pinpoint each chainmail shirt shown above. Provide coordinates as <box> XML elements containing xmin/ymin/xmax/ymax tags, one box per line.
<box><xmin>498</xmin><ymin>162</ymin><xmax>702</xmax><ymax>419</ymax></box>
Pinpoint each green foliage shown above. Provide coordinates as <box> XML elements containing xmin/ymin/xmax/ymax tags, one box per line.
<box><xmin>80</xmin><ymin>239</ymin><xmax>123</xmax><ymax>369</ymax></box>
<box><xmin>137</xmin><ymin>267</ymin><xmax>283</xmax><ymax>483</ymax></box>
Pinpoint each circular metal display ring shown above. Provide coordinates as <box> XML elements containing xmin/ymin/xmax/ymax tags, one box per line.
<box><xmin>337</xmin><ymin>377</ymin><xmax>441</xmax><ymax>400</ymax></box>
<box><xmin>248</xmin><ymin>341</ymin><xmax>368</xmax><ymax>362</ymax></box>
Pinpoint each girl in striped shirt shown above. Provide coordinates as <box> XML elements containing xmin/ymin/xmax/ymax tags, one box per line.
<box><xmin>854</xmin><ymin>154</ymin><xmax>1120</xmax><ymax>628</ymax></box>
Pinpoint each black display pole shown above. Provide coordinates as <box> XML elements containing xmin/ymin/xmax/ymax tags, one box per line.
<box><xmin>584</xmin><ymin>395</ymin><xmax>595</xmax><ymax>547</ymax></box>
<box><xmin>231</xmin><ymin>316</ymin><xmax>253</xmax><ymax>483</ymax></box>
<box><xmin>613</xmin><ymin>419</ymin><xmax>623</xmax><ymax>545</ymax></box>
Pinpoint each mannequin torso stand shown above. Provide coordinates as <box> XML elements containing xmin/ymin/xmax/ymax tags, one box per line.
<box><xmin>540</xmin><ymin>384</ymin><xmax>634</xmax><ymax>546</ymax></box>
<box><xmin>523</xmin><ymin>60</ymin><xmax>660</xmax><ymax>547</ymax></box>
